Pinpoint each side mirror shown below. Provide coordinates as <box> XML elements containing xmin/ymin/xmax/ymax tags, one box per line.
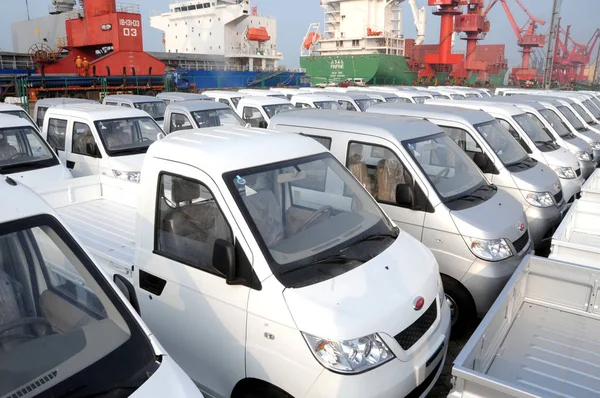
<box><xmin>157</xmin><ymin>132</ymin><xmax>166</xmax><ymax>140</ymax></box>
<box><xmin>213</xmin><ymin>239</ymin><xmax>237</xmax><ymax>284</ymax></box>
<box><xmin>258</xmin><ymin>120</ymin><xmax>268</xmax><ymax>129</ymax></box>
<box><xmin>395</xmin><ymin>184</ymin><xmax>414</xmax><ymax>208</ymax></box>
<box><xmin>113</xmin><ymin>274</ymin><xmax>140</xmax><ymax>315</ymax></box>
<box><xmin>85</xmin><ymin>143</ymin><xmax>101</xmax><ymax>158</ymax></box>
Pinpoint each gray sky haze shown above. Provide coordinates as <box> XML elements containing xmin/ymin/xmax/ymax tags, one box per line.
<box><xmin>3</xmin><ymin>0</ymin><xmax>599</xmax><ymax>68</ymax></box>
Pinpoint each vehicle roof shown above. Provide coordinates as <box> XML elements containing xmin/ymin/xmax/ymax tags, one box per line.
<box><xmin>167</xmin><ymin>100</ymin><xmax>229</xmax><ymax>112</ymax></box>
<box><xmin>269</xmin><ymin>109</ymin><xmax>443</xmax><ymax>141</ymax></box>
<box><xmin>47</xmin><ymin>103</ymin><xmax>150</xmax><ymax>120</ymax></box>
<box><xmin>0</xmin><ymin>113</ymin><xmax>37</xmax><ymax>128</ymax></box>
<box><xmin>319</xmin><ymin>92</ymin><xmax>371</xmax><ymax>100</ymax></box>
<box><xmin>484</xmin><ymin>96</ymin><xmax>546</xmax><ymax>111</ymax></box>
<box><xmin>103</xmin><ymin>94</ymin><xmax>163</xmax><ymax>102</ymax></box>
<box><xmin>35</xmin><ymin>98</ymin><xmax>98</xmax><ymax>107</ymax></box>
<box><xmin>290</xmin><ymin>94</ymin><xmax>338</xmax><ymax>103</ymax></box>
<box><xmin>270</xmin><ymin>87</ymin><xmax>303</xmax><ymax>93</ymax></box>
<box><xmin>426</xmin><ymin>99</ymin><xmax>524</xmax><ymax>116</ymax></box>
<box><xmin>348</xmin><ymin>90</ymin><xmax>389</xmax><ymax>99</ymax></box>
<box><xmin>367</xmin><ymin>102</ymin><xmax>494</xmax><ymax>124</ymax></box>
<box><xmin>0</xmin><ymin>103</ymin><xmax>28</xmax><ymax>111</ymax></box>
<box><xmin>148</xmin><ymin>126</ymin><xmax>328</xmax><ymax>175</ymax></box>
<box><xmin>238</xmin><ymin>96</ymin><xmax>291</xmax><ymax>106</ymax></box>
<box><xmin>238</xmin><ymin>89</ymin><xmax>284</xmax><ymax>96</ymax></box>
<box><xmin>157</xmin><ymin>92</ymin><xmax>211</xmax><ymax>100</ymax></box>
<box><xmin>202</xmin><ymin>90</ymin><xmax>246</xmax><ymax>99</ymax></box>
<box><xmin>0</xmin><ymin>177</ymin><xmax>57</xmax><ymax>224</ymax></box>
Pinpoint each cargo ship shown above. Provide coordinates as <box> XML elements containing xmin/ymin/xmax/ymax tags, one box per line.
<box><xmin>300</xmin><ymin>0</ymin><xmax>417</xmax><ymax>86</ymax></box>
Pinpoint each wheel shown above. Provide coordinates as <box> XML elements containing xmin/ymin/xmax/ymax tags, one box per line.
<box><xmin>236</xmin><ymin>384</ymin><xmax>292</xmax><ymax>398</ymax></box>
<box><xmin>441</xmin><ymin>275</ymin><xmax>476</xmax><ymax>338</ymax></box>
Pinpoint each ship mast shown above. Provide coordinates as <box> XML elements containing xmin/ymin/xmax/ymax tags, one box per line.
<box><xmin>25</xmin><ymin>0</ymin><xmax>30</xmax><ymax>20</ymax></box>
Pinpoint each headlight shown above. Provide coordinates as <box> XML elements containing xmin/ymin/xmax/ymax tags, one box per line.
<box><xmin>575</xmin><ymin>151</ymin><xmax>592</xmax><ymax>161</ymax></box>
<box><xmin>113</xmin><ymin>170</ymin><xmax>141</xmax><ymax>183</ymax></box>
<box><xmin>522</xmin><ymin>191</ymin><xmax>555</xmax><ymax>207</ymax></box>
<box><xmin>463</xmin><ymin>237</ymin><xmax>513</xmax><ymax>261</ymax></box>
<box><xmin>303</xmin><ymin>332</ymin><xmax>394</xmax><ymax>374</ymax></box>
<box><xmin>551</xmin><ymin>166</ymin><xmax>577</xmax><ymax>179</ymax></box>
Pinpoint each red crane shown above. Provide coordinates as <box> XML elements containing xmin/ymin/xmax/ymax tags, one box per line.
<box><xmin>567</xmin><ymin>29</ymin><xmax>600</xmax><ymax>82</ymax></box>
<box><xmin>497</xmin><ymin>0</ymin><xmax>545</xmax><ymax>83</ymax></box>
<box><xmin>454</xmin><ymin>0</ymin><xmax>491</xmax><ymax>79</ymax></box>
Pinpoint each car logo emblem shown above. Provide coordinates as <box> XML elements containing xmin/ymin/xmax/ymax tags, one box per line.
<box><xmin>517</xmin><ymin>222</ymin><xmax>525</xmax><ymax>232</ymax></box>
<box><xmin>413</xmin><ymin>297</ymin><xmax>425</xmax><ymax>311</ymax></box>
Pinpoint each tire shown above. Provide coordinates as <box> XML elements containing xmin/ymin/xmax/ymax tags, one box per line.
<box><xmin>235</xmin><ymin>383</ymin><xmax>292</xmax><ymax>398</ymax></box>
<box><xmin>441</xmin><ymin>275</ymin><xmax>476</xmax><ymax>338</ymax></box>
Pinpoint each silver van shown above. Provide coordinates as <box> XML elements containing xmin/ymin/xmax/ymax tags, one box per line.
<box><xmin>269</xmin><ymin>110</ymin><xmax>531</xmax><ymax>334</ymax></box>
<box><xmin>367</xmin><ymin>103</ymin><xmax>566</xmax><ymax>251</ymax></box>
<box><xmin>485</xmin><ymin>96</ymin><xmax>596</xmax><ymax>179</ymax></box>
<box><xmin>427</xmin><ymin>99</ymin><xmax>583</xmax><ymax>204</ymax></box>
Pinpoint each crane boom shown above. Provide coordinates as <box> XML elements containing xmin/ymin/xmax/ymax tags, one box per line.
<box><xmin>407</xmin><ymin>0</ymin><xmax>427</xmax><ymax>45</ymax></box>
<box><xmin>513</xmin><ymin>0</ymin><xmax>545</xmax><ymax>26</ymax></box>
<box><xmin>483</xmin><ymin>0</ymin><xmax>499</xmax><ymax>17</ymax></box>
<box><xmin>499</xmin><ymin>0</ymin><xmax>522</xmax><ymax>39</ymax></box>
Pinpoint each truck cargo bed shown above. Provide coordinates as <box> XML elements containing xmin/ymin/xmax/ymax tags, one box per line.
<box><xmin>450</xmin><ymin>256</ymin><xmax>600</xmax><ymax>398</ymax></box>
<box><xmin>581</xmin><ymin>168</ymin><xmax>600</xmax><ymax>202</ymax></box>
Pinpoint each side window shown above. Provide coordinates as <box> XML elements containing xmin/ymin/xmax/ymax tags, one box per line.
<box><xmin>47</xmin><ymin>118</ymin><xmax>67</xmax><ymax>151</ymax></box>
<box><xmin>37</xmin><ymin>107</ymin><xmax>48</xmax><ymax>127</ymax></box>
<box><xmin>156</xmin><ymin>173</ymin><xmax>233</xmax><ymax>275</ymax></box>
<box><xmin>497</xmin><ymin>118</ymin><xmax>531</xmax><ymax>152</ymax></box>
<box><xmin>121</xmin><ymin>103</ymin><xmax>133</xmax><ymax>108</ymax></box>
<box><xmin>218</xmin><ymin>98</ymin><xmax>231</xmax><ymax>107</ymax></box>
<box><xmin>295</xmin><ymin>102</ymin><xmax>310</xmax><ymax>109</ymax></box>
<box><xmin>72</xmin><ymin>122</ymin><xmax>99</xmax><ymax>157</ymax></box>
<box><xmin>242</xmin><ymin>107</ymin><xmax>266</xmax><ymax>128</ymax></box>
<box><xmin>338</xmin><ymin>100</ymin><xmax>356</xmax><ymax>111</ymax></box>
<box><xmin>441</xmin><ymin>126</ymin><xmax>482</xmax><ymax>154</ymax></box>
<box><xmin>304</xmin><ymin>134</ymin><xmax>331</xmax><ymax>150</ymax></box>
<box><xmin>105</xmin><ymin>102</ymin><xmax>118</xmax><ymax>106</ymax></box>
<box><xmin>346</xmin><ymin>142</ymin><xmax>409</xmax><ymax>204</ymax></box>
<box><xmin>397</xmin><ymin>97</ymin><xmax>411</xmax><ymax>103</ymax></box>
<box><xmin>170</xmin><ymin>112</ymin><xmax>194</xmax><ymax>132</ymax></box>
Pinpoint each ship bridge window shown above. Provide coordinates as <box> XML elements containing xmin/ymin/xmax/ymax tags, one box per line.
<box><xmin>174</xmin><ymin>7</ymin><xmax>181</xmax><ymax>12</ymax></box>
<box><xmin>188</xmin><ymin>5</ymin><xmax>196</xmax><ymax>10</ymax></box>
<box><xmin>204</xmin><ymin>2</ymin><xmax>210</xmax><ymax>7</ymax></box>
<box><xmin>181</xmin><ymin>6</ymin><xmax>188</xmax><ymax>11</ymax></box>
<box><xmin>197</xmin><ymin>4</ymin><xmax>203</xmax><ymax>9</ymax></box>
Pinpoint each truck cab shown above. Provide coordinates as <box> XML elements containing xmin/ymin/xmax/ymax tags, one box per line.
<box><xmin>236</xmin><ymin>96</ymin><xmax>294</xmax><ymax>128</ymax></box>
<box><xmin>0</xmin><ymin>114</ymin><xmax>72</xmax><ymax>187</ymax></box>
<box><xmin>428</xmin><ymin>99</ymin><xmax>584</xmax><ymax>204</ymax></box>
<box><xmin>156</xmin><ymin>92</ymin><xmax>211</xmax><ymax>105</ymax></box>
<box><xmin>201</xmin><ymin>90</ymin><xmax>247</xmax><ymax>109</ymax></box>
<box><xmin>0</xmin><ymin>177</ymin><xmax>202</xmax><ymax>398</ymax></box>
<box><xmin>289</xmin><ymin>94</ymin><xmax>342</xmax><ymax>109</ymax></box>
<box><xmin>368</xmin><ymin>103</ymin><xmax>566</xmax><ymax>251</ymax></box>
<box><xmin>103</xmin><ymin>94</ymin><xmax>167</xmax><ymax>129</ymax></box>
<box><xmin>33</xmin><ymin>127</ymin><xmax>450</xmax><ymax>398</ymax></box>
<box><xmin>163</xmin><ymin>100</ymin><xmax>245</xmax><ymax>134</ymax></box>
<box><xmin>33</xmin><ymin>98</ymin><xmax>99</xmax><ymax>129</ymax></box>
<box><xmin>270</xmin><ymin>110</ymin><xmax>531</xmax><ymax>334</ymax></box>
<box><xmin>41</xmin><ymin>104</ymin><xmax>163</xmax><ymax>182</ymax></box>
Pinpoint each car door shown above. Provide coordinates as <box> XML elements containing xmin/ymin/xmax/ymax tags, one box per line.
<box><xmin>135</xmin><ymin>161</ymin><xmax>248</xmax><ymax>398</ymax></box>
<box><xmin>67</xmin><ymin>120</ymin><xmax>101</xmax><ymax>177</ymax></box>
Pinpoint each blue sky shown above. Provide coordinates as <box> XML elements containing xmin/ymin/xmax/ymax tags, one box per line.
<box><xmin>3</xmin><ymin>0</ymin><xmax>599</xmax><ymax>68</ymax></box>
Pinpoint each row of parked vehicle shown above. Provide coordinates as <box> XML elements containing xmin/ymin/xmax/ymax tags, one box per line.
<box><xmin>1</xmin><ymin>86</ymin><xmax>600</xmax><ymax>398</ymax></box>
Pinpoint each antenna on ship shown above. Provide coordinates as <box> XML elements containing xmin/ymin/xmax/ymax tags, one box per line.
<box><xmin>25</xmin><ymin>0</ymin><xmax>31</xmax><ymax>20</ymax></box>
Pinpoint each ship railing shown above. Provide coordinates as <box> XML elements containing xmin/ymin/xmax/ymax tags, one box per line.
<box><xmin>65</xmin><ymin>2</ymin><xmax>140</xmax><ymax>18</ymax></box>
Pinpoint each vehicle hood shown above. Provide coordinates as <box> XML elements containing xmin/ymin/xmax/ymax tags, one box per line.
<box><xmin>563</xmin><ymin>136</ymin><xmax>592</xmax><ymax>152</ymax></box>
<box><xmin>109</xmin><ymin>154</ymin><xmax>146</xmax><ymax>172</ymax></box>
<box><xmin>132</xmin><ymin>356</ymin><xmax>203</xmax><ymax>397</ymax></box>
<box><xmin>511</xmin><ymin>162</ymin><xmax>561</xmax><ymax>195</ymax></box>
<box><xmin>540</xmin><ymin>147</ymin><xmax>580</xmax><ymax>171</ymax></box>
<box><xmin>576</xmin><ymin>129</ymin><xmax>600</xmax><ymax>143</ymax></box>
<box><xmin>6</xmin><ymin>164</ymin><xmax>72</xmax><ymax>188</ymax></box>
<box><xmin>283</xmin><ymin>231</ymin><xmax>439</xmax><ymax>340</ymax></box>
<box><xmin>450</xmin><ymin>189</ymin><xmax>527</xmax><ymax>241</ymax></box>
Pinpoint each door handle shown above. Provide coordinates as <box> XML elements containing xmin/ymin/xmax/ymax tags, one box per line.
<box><xmin>139</xmin><ymin>270</ymin><xmax>167</xmax><ymax>296</ymax></box>
<box><xmin>66</xmin><ymin>160</ymin><xmax>75</xmax><ymax>169</ymax></box>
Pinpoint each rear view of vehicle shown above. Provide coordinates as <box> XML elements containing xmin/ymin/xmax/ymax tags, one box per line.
<box><xmin>0</xmin><ymin>178</ymin><xmax>203</xmax><ymax>398</ymax></box>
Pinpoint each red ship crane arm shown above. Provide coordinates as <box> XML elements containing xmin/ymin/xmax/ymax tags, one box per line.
<box><xmin>513</xmin><ymin>0</ymin><xmax>545</xmax><ymax>26</ymax></box>
<box><xmin>483</xmin><ymin>0</ymin><xmax>499</xmax><ymax>17</ymax></box>
<box><xmin>499</xmin><ymin>0</ymin><xmax>523</xmax><ymax>40</ymax></box>
<box><xmin>585</xmin><ymin>29</ymin><xmax>600</xmax><ymax>56</ymax></box>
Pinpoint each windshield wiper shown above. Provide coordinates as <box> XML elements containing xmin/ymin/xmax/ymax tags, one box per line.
<box><xmin>342</xmin><ymin>228</ymin><xmax>400</xmax><ymax>252</ymax></box>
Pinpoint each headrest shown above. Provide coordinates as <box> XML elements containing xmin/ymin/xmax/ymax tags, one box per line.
<box><xmin>172</xmin><ymin>178</ymin><xmax>200</xmax><ymax>204</ymax></box>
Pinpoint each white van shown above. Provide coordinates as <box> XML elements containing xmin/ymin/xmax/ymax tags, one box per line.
<box><xmin>236</xmin><ymin>96</ymin><xmax>294</xmax><ymax>128</ymax></box>
<box><xmin>201</xmin><ymin>90</ymin><xmax>247</xmax><ymax>109</ymax></box>
<box><xmin>237</xmin><ymin>88</ymin><xmax>288</xmax><ymax>99</ymax></box>
<box><xmin>41</xmin><ymin>104</ymin><xmax>163</xmax><ymax>181</ymax></box>
<box><xmin>103</xmin><ymin>95</ymin><xmax>167</xmax><ymax>128</ymax></box>
<box><xmin>0</xmin><ymin>114</ymin><xmax>72</xmax><ymax>187</ymax></box>
<box><xmin>0</xmin><ymin>177</ymin><xmax>203</xmax><ymax>397</ymax></box>
<box><xmin>33</xmin><ymin>98</ymin><xmax>99</xmax><ymax>128</ymax></box>
<box><xmin>289</xmin><ymin>94</ymin><xmax>342</xmax><ymax>109</ymax></box>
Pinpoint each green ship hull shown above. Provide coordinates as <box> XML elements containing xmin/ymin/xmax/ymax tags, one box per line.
<box><xmin>300</xmin><ymin>54</ymin><xmax>417</xmax><ymax>86</ymax></box>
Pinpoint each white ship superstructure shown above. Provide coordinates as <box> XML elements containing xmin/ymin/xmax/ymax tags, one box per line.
<box><xmin>302</xmin><ymin>0</ymin><xmax>406</xmax><ymax>57</ymax></box>
<box><xmin>150</xmin><ymin>0</ymin><xmax>282</xmax><ymax>71</ymax></box>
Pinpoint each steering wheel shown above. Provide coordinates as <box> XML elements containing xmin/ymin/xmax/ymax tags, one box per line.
<box><xmin>431</xmin><ymin>167</ymin><xmax>450</xmax><ymax>184</ymax></box>
<box><xmin>0</xmin><ymin>317</ymin><xmax>53</xmax><ymax>341</ymax></box>
<box><xmin>299</xmin><ymin>206</ymin><xmax>333</xmax><ymax>232</ymax></box>
<box><xmin>9</xmin><ymin>152</ymin><xmax>28</xmax><ymax>160</ymax></box>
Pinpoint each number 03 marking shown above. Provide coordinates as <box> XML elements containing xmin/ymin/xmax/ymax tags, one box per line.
<box><xmin>123</xmin><ymin>28</ymin><xmax>138</xmax><ymax>37</ymax></box>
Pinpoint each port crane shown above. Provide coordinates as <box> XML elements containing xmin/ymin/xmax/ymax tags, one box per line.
<box><xmin>407</xmin><ymin>0</ymin><xmax>427</xmax><ymax>45</ymax></box>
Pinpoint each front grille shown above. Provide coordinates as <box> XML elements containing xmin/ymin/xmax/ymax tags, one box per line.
<box><xmin>576</xmin><ymin>168</ymin><xmax>582</xmax><ymax>177</ymax></box>
<box><xmin>394</xmin><ymin>299</ymin><xmax>437</xmax><ymax>350</ymax></box>
<box><xmin>554</xmin><ymin>190</ymin><xmax>563</xmax><ymax>204</ymax></box>
<box><xmin>512</xmin><ymin>230</ymin><xmax>530</xmax><ymax>253</ymax></box>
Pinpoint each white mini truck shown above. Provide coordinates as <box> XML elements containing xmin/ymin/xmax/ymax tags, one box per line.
<box><xmin>34</xmin><ymin>126</ymin><xmax>451</xmax><ymax>398</ymax></box>
<box><xmin>0</xmin><ymin>176</ymin><xmax>202</xmax><ymax>397</ymax></box>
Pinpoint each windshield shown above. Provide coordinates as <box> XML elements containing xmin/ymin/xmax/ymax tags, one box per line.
<box><xmin>572</xmin><ymin>103</ymin><xmax>595</xmax><ymax>124</ymax></box>
<box><xmin>314</xmin><ymin>101</ymin><xmax>341</xmax><ymax>110</ymax></box>
<box><xmin>513</xmin><ymin>113</ymin><xmax>555</xmax><ymax>143</ymax></box>
<box><xmin>464</xmin><ymin>93</ymin><xmax>479</xmax><ymax>98</ymax></box>
<box><xmin>263</xmin><ymin>104</ymin><xmax>294</xmax><ymax>118</ymax></box>
<box><xmin>385</xmin><ymin>97</ymin><xmax>404</xmax><ymax>103</ymax></box>
<box><xmin>226</xmin><ymin>153</ymin><xmax>395</xmax><ymax>287</ymax></box>
<box><xmin>0</xmin><ymin>215</ymin><xmax>155</xmax><ymax>398</ymax></box>
<box><xmin>539</xmin><ymin>108</ymin><xmax>571</xmax><ymax>137</ymax></box>
<box><xmin>413</xmin><ymin>96</ymin><xmax>428</xmax><ymax>104</ymax></box>
<box><xmin>450</xmin><ymin>94</ymin><xmax>464</xmax><ymax>100</ymax></box>
<box><xmin>433</xmin><ymin>95</ymin><xmax>448</xmax><ymax>99</ymax></box>
<box><xmin>133</xmin><ymin>101</ymin><xmax>167</xmax><ymax>121</ymax></box>
<box><xmin>0</xmin><ymin>126</ymin><xmax>59</xmax><ymax>174</ymax></box>
<box><xmin>583</xmin><ymin>99</ymin><xmax>600</xmax><ymax>119</ymax></box>
<box><xmin>589</xmin><ymin>96</ymin><xmax>600</xmax><ymax>110</ymax></box>
<box><xmin>558</xmin><ymin>105</ymin><xmax>586</xmax><ymax>130</ymax></box>
<box><xmin>355</xmin><ymin>98</ymin><xmax>374</xmax><ymax>111</ymax></box>
<box><xmin>191</xmin><ymin>108</ymin><xmax>244</xmax><ymax>127</ymax></box>
<box><xmin>95</xmin><ymin>117</ymin><xmax>162</xmax><ymax>156</ymax></box>
<box><xmin>0</xmin><ymin>110</ymin><xmax>36</xmax><ymax>126</ymax></box>
<box><xmin>269</xmin><ymin>94</ymin><xmax>288</xmax><ymax>100</ymax></box>
<box><xmin>474</xmin><ymin>120</ymin><xmax>528</xmax><ymax>165</ymax></box>
<box><xmin>404</xmin><ymin>133</ymin><xmax>487</xmax><ymax>201</ymax></box>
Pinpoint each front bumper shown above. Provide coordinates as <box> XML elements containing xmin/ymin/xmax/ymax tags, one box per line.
<box><xmin>560</xmin><ymin>176</ymin><xmax>583</xmax><ymax>204</ymax></box>
<box><xmin>305</xmin><ymin>303</ymin><xmax>451</xmax><ymax>398</ymax></box>
<box><xmin>460</xmin><ymin>235</ymin><xmax>532</xmax><ymax>318</ymax></box>
<box><xmin>526</xmin><ymin>202</ymin><xmax>564</xmax><ymax>250</ymax></box>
